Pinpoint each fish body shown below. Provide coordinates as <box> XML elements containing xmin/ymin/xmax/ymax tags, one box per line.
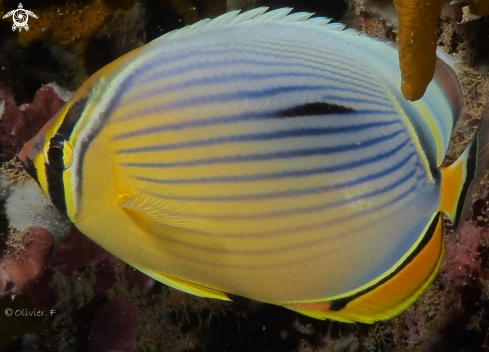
<box><xmin>18</xmin><ymin>8</ymin><xmax>488</xmax><ymax>323</ymax></box>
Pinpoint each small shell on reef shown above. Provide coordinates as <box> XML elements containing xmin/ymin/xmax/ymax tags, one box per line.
<box><xmin>462</xmin><ymin>5</ymin><xmax>481</xmax><ymax>22</ymax></box>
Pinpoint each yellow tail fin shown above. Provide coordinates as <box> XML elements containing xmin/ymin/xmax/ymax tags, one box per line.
<box><xmin>440</xmin><ymin>103</ymin><xmax>489</xmax><ymax>231</ymax></box>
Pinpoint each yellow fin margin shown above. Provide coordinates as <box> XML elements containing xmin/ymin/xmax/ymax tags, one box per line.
<box><xmin>137</xmin><ymin>268</ymin><xmax>231</xmax><ymax>301</ymax></box>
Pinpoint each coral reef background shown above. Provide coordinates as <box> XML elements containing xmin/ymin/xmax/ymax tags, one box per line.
<box><xmin>0</xmin><ymin>0</ymin><xmax>488</xmax><ymax>351</ymax></box>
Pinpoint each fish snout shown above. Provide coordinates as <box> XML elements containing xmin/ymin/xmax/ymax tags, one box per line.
<box><xmin>18</xmin><ymin>140</ymin><xmax>40</xmax><ymax>181</ymax></box>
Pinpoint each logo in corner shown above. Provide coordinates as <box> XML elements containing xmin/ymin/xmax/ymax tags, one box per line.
<box><xmin>3</xmin><ymin>3</ymin><xmax>38</xmax><ymax>32</ymax></box>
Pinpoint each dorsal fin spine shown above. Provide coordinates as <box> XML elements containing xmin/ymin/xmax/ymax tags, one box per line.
<box><xmin>151</xmin><ymin>7</ymin><xmax>341</xmax><ymax>45</ymax></box>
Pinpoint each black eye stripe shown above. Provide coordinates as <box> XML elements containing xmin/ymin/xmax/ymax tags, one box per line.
<box><xmin>44</xmin><ymin>135</ymin><xmax>70</xmax><ymax>216</ymax></box>
<box><xmin>46</xmin><ymin>165</ymin><xmax>67</xmax><ymax>216</ymax></box>
<box><xmin>48</xmin><ymin>145</ymin><xmax>63</xmax><ymax>159</ymax></box>
<box><xmin>47</xmin><ymin>136</ymin><xmax>66</xmax><ymax>172</ymax></box>
<box><xmin>57</xmin><ymin>96</ymin><xmax>89</xmax><ymax>139</ymax></box>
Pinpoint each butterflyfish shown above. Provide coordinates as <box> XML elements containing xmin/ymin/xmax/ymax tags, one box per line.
<box><xmin>18</xmin><ymin>7</ymin><xmax>489</xmax><ymax>323</ymax></box>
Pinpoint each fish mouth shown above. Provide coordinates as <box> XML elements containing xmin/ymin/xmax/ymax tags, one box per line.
<box><xmin>17</xmin><ymin>149</ymin><xmax>38</xmax><ymax>182</ymax></box>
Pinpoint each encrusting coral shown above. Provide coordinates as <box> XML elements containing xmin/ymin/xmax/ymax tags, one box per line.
<box><xmin>0</xmin><ymin>84</ymin><xmax>67</xmax><ymax>163</ymax></box>
<box><xmin>0</xmin><ymin>227</ymin><xmax>53</xmax><ymax>294</ymax></box>
<box><xmin>89</xmin><ymin>297</ymin><xmax>141</xmax><ymax>352</ymax></box>
<box><xmin>393</xmin><ymin>0</ymin><xmax>489</xmax><ymax>101</ymax></box>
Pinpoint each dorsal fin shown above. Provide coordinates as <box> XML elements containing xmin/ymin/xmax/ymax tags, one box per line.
<box><xmin>433</xmin><ymin>50</ymin><xmax>464</xmax><ymax>126</ymax></box>
<box><xmin>150</xmin><ymin>7</ymin><xmax>348</xmax><ymax>45</ymax></box>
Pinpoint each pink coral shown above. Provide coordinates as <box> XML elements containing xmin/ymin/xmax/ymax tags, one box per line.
<box><xmin>442</xmin><ymin>222</ymin><xmax>487</xmax><ymax>292</ymax></box>
<box><xmin>0</xmin><ymin>227</ymin><xmax>54</xmax><ymax>294</ymax></box>
<box><xmin>0</xmin><ymin>84</ymin><xmax>66</xmax><ymax>162</ymax></box>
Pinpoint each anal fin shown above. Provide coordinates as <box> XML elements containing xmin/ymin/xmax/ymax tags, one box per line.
<box><xmin>137</xmin><ymin>267</ymin><xmax>230</xmax><ymax>301</ymax></box>
<box><xmin>283</xmin><ymin>213</ymin><xmax>444</xmax><ymax>323</ymax></box>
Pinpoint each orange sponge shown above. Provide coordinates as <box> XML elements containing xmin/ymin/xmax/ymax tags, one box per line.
<box><xmin>468</xmin><ymin>0</ymin><xmax>489</xmax><ymax>16</ymax></box>
<box><xmin>393</xmin><ymin>0</ymin><xmax>444</xmax><ymax>101</ymax></box>
<box><xmin>11</xmin><ymin>0</ymin><xmax>134</xmax><ymax>49</ymax></box>
<box><xmin>393</xmin><ymin>0</ymin><xmax>488</xmax><ymax>101</ymax></box>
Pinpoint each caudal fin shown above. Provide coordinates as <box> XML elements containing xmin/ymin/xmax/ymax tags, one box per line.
<box><xmin>440</xmin><ymin>103</ymin><xmax>489</xmax><ymax>231</ymax></box>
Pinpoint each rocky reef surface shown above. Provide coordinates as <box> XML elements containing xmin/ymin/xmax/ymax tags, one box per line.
<box><xmin>0</xmin><ymin>0</ymin><xmax>488</xmax><ymax>351</ymax></box>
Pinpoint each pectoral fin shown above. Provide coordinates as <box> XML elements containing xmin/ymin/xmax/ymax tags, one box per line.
<box><xmin>118</xmin><ymin>186</ymin><xmax>196</xmax><ymax>238</ymax></box>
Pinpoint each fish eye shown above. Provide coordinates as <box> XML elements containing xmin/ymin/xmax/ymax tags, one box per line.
<box><xmin>43</xmin><ymin>135</ymin><xmax>73</xmax><ymax>172</ymax></box>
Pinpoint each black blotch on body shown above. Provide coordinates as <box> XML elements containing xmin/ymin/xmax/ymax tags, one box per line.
<box><xmin>329</xmin><ymin>299</ymin><xmax>349</xmax><ymax>311</ymax></box>
<box><xmin>277</xmin><ymin>102</ymin><xmax>354</xmax><ymax>118</ymax></box>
